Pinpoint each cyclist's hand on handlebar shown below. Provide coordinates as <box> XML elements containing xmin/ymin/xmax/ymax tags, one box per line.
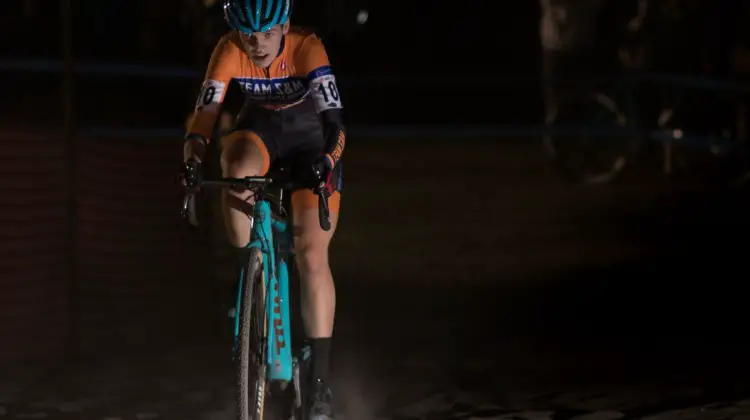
<box><xmin>181</xmin><ymin>134</ymin><xmax>207</xmax><ymax>187</ymax></box>
<box><xmin>312</xmin><ymin>155</ymin><xmax>333</xmax><ymax>231</ymax></box>
<box><xmin>312</xmin><ymin>154</ymin><xmax>334</xmax><ymax>196</ymax></box>
<box><xmin>180</xmin><ymin>158</ymin><xmax>202</xmax><ymax>227</ymax></box>
<box><xmin>180</xmin><ymin>158</ymin><xmax>203</xmax><ymax>189</ymax></box>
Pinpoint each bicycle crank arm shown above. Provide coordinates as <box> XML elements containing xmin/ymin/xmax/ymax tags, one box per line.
<box><xmin>293</xmin><ymin>358</ymin><xmax>302</xmax><ymax>408</ymax></box>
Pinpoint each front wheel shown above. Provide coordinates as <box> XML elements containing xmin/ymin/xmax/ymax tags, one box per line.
<box><xmin>237</xmin><ymin>247</ymin><xmax>267</xmax><ymax>420</ymax></box>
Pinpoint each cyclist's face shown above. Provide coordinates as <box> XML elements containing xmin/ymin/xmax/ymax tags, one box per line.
<box><xmin>239</xmin><ymin>23</ymin><xmax>288</xmax><ymax>67</ymax></box>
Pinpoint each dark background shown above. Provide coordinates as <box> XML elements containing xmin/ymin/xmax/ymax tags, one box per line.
<box><xmin>0</xmin><ymin>0</ymin><xmax>545</xmax><ymax>128</ymax></box>
<box><xmin>1</xmin><ymin>1</ymin><xmax>750</xmax><ymax>418</ymax></box>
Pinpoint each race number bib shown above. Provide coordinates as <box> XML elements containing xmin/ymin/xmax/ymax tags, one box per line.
<box><xmin>194</xmin><ymin>80</ymin><xmax>226</xmax><ymax>112</ymax></box>
<box><xmin>310</xmin><ymin>74</ymin><xmax>343</xmax><ymax>112</ymax></box>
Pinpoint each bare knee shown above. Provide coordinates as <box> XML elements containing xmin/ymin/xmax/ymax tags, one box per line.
<box><xmin>293</xmin><ymin>208</ymin><xmax>337</xmax><ymax>283</ymax></box>
<box><xmin>295</xmin><ymin>240</ymin><xmax>330</xmax><ymax>282</ymax></box>
<box><xmin>220</xmin><ymin>150</ymin><xmax>263</xmax><ymax>179</ymax></box>
<box><xmin>219</xmin><ymin>131</ymin><xmax>269</xmax><ymax>178</ymax></box>
<box><xmin>220</xmin><ymin>132</ymin><xmax>270</xmax><ymax>202</ymax></box>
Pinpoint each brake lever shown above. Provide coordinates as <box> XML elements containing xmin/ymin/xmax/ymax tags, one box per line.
<box><xmin>312</xmin><ymin>164</ymin><xmax>332</xmax><ymax>231</ymax></box>
<box><xmin>181</xmin><ymin>190</ymin><xmax>200</xmax><ymax>227</ymax></box>
<box><xmin>180</xmin><ymin>159</ymin><xmax>201</xmax><ymax>227</ymax></box>
<box><xmin>181</xmin><ymin>194</ymin><xmax>191</xmax><ymax>219</ymax></box>
<box><xmin>316</xmin><ymin>185</ymin><xmax>331</xmax><ymax>232</ymax></box>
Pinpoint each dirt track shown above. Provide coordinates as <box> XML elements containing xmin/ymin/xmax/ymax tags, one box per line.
<box><xmin>2</xmin><ymin>137</ymin><xmax>750</xmax><ymax>419</ymax></box>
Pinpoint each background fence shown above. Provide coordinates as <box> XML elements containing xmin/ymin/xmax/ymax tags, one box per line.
<box><xmin>3</xmin><ymin>44</ymin><xmax>750</xmax><ymax>367</ymax></box>
<box><xmin>0</xmin><ymin>129</ymin><xmax>225</xmax><ymax>365</ymax></box>
<box><xmin>0</xmin><ymin>43</ymin><xmax>547</xmax><ymax>365</ymax></box>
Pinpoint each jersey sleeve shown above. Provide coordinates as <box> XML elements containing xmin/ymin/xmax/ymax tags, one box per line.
<box><xmin>299</xmin><ymin>34</ymin><xmax>344</xmax><ymax>113</ymax></box>
<box><xmin>185</xmin><ymin>33</ymin><xmax>242</xmax><ymax>141</ymax></box>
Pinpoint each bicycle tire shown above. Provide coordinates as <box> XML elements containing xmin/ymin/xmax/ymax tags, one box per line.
<box><xmin>237</xmin><ymin>246</ymin><xmax>267</xmax><ymax>420</ymax></box>
<box><xmin>546</xmin><ymin>92</ymin><xmax>629</xmax><ymax>184</ymax></box>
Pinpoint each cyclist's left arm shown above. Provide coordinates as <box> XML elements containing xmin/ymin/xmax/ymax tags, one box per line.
<box><xmin>300</xmin><ymin>34</ymin><xmax>346</xmax><ymax>170</ymax></box>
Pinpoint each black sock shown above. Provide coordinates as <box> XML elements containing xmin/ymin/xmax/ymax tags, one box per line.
<box><xmin>236</xmin><ymin>247</ymin><xmax>250</xmax><ymax>268</ymax></box>
<box><xmin>309</xmin><ymin>337</ymin><xmax>332</xmax><ymax>383</ymax></box>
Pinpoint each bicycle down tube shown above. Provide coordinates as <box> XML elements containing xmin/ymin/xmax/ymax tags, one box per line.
<box><xmin>246</xmin><ymin>198</ymin><xmax>294</xmax><ymax>382</ymax></box>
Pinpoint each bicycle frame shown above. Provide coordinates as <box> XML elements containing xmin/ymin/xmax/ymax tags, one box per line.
<box><xmin>181</xmin><ymin>165</ymin><xmax>330</xmax><ymax>386</ymax></box>
<box><xmin>232</xmin><ymin>198</ymin><xmax>295</xmax><ymax>382</ymax></box>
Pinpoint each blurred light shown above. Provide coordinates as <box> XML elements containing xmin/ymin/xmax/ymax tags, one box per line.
<box><xmin>357</xmin><ymin>10</ymin><xmax>369</xmax><ymax>25</ymax></box>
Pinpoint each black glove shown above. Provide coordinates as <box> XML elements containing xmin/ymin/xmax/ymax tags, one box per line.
<box><xmin>180</xmin><ymin>158</ymin><xmax>203</xmax><ymax>189</ymax></box>
<box><xmin>312</xmin><ymin>155</ymin><xmax>334</xmax><ymax>196</ymax></box>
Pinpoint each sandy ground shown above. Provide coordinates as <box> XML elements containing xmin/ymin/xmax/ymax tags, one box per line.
<box><xmin>2</xmin><ymin>138</ymin><xmax>750</xmax><ymax>419</ymax></box>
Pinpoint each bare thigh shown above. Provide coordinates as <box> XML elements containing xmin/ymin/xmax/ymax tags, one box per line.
<box><xmin>220</xmin><ymin>130</ymin><xmax>270</xmax><ymax>207</ymax></box>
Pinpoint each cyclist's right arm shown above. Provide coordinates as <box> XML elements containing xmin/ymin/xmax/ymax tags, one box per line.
<box><xmin>183</xmin><ymin>33</ymin><xmax>242</xmax><ymax>163</ymax></box>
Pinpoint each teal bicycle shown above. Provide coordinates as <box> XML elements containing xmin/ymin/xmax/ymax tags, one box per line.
<box><xmin>181</xmin><ymin>159</ymin><xmax>331</xmax><ymax>420</ymax></box>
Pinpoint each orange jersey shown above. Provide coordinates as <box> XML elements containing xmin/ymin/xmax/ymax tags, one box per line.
<box><xmin>186</xmin><ymin>27</ymin><xmax>343</xmax><ymax>142</ymax></box>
